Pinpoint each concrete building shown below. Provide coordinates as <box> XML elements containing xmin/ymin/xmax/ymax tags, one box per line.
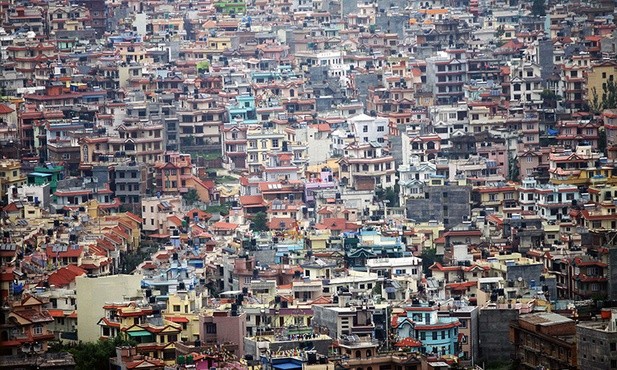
<box><xmin>449</xmin><ymin>306</ymin><xmax>479</xmax><ymax>367</ymax></box>
<box><xmin>114</xmin><ymin>160</ymin><xmax>148</xmax><ymax>205</ymax></box>
<box><xmin>405</xmin><ymin>180</ymin><xmax>471</xmax><ymax>229</ymax></box>
<box><xmin>348</xmin><ymin>113</ymin><xmax>389</xmax><ymax>145</ymax></box>
<box><xmin>75</xmin><ymin>274</ymin><xmax>143</xmax><ymax>343</ymax></box>
<box><xmin>6</xmin><ymin>183</ymin><xmax>51</xmax><ymax>210</ymax></box>
<box><xmin>576</xmin><ymin>309</ymin><xmax>617</xmax><ymax>370</ymax></box>
<box><xmin>510</xmin><ymin>312</ymin><xmax>577</xmax><ymax>370</ymax></box>
<box><xmin>477</xmin><ymin>308</ymin><xmax>518</xmax><ymax>364</ymax></box>
<box><xmin>311</xmin><ymin>304</ymin><xmax>375</xmax><ymax>340</ymax></box>
<box><xmin>199</xmin><ymin>310</ymin><xmax>247</xmax><ymax>357</ymax></box>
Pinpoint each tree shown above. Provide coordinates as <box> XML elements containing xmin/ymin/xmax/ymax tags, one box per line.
<box><xmin>421</xmin><ymin>248</ymin><xmax>442</xmax><ymax>277</ymax></box>
<box><xmin>196</xmin><ymin>60</ymin><xmax>210</xmax><ymax>73</ymax></box>
<box><xmin>599</xmin><ymin>128</ymin><xmax>607</xmax><ymax>155</ymax></box>
<box><xmin>531</xmin><ymin>0</ymin><xmax>546</xmax><ymax>16</ymax></box>
<box><xmin>589</xmin><ymin>81</ymin><xmax>617</xmax><ymax>113</ymax></box>
<box><xmin>250</xmin><ymin>211</ymin><xmax>269</xmax><ymax>232</ymax></box>
<box><xmin>183</xmin><ymin>188</ymin><xmax>200</xmax><ymax>206</ymax></box>
<box><xmin>50</xmin><ymin>335</ymin><xmax>135</xmax><ymax>370</ymax></box>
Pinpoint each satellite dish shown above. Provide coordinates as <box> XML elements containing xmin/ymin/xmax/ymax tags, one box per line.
<box><xmin>517</xmin><ymin>277</ymin><xmax>523</xmax><ymax>282</ymax></box>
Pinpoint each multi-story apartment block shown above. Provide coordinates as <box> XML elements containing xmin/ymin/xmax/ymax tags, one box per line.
<box><xmin>1</xmin><ymin>294</ymin><xmax>55</xmax><ymax>356</ymax></box>
<box><xmin>576</xmin><ymin>309</ymin><xmax>617</xmax><ymax>370</ymax></box>
<box><xmin>473</xmin><ymin>183</ymin><xmax>518</xmax><ymax>216</ymax></box>
<box><xmin>562</xmin><ymin>53</ymin><xmax>591</xmax><ymax>112</ymax></box>
<box><xmin>548</xmin><ymin>145</ymin><xmax>603</xmax><ymax>186</ymax></box>
<box><xmin>348</xmin><ymin>113</ymin><xmax>388</xmax><ymax>145</ymax></box>
<box><xmin>425</xmin><ymin>49</ymin><xmax>468</xmax><ymax>105</ymax></box>
<box><xmin>393</xmin><ymin>305</ymin><xmax>460</xmax><ymax>356</ymax></box>
<box><xmin>245</xmin><ymin>126</ymin><xmax>288</xmax><ymax>175</ymax></box>
<box><xmin>0</xmin><ymin>159</ymin><xmax>26</xmax><ymax>201</ymax></box>
<box><xmin>587</xmin><ymin>60</ymin><xmax>617</xmax><ymax>109</ymax></box>
<box><xmin>114</xmin><ymin>160</ymin><xmax>148</xmax><ymax>205</ymax></box>
<box><xmin>510</xmin><ymin>313</ymin><xmax>577</xmax><ymax>370</ymax></box>
<box><xmin>556</xmin><ymin>118</ymin><xmax>600</xmax><ymax>150</ymax></box>
<box><xmin>604</xmin><ymin>110</ymin><xmax>617</xmax><ymax>160</ymax></box>
<box><xmin>509</xmin><ymin>59</ymin><xmax>543</xmax><ymax>108</ymax></box>
<box><xmin>517</xmin><ymin>177</ymin><xmax>579</xmax><ymax>221</ymax></box>
<box><xmin>338</xmin><ymin>142</ymin><xmax>395</xmax><ymax>191</ymax></box>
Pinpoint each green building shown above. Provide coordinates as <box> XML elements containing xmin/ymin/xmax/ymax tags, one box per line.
<box><xmin>28</xmin><ymin>164</ymin><xmax>64</xmax><ymax>193</ymax></box>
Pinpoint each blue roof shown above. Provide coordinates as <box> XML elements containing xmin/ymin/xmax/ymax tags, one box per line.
<box><xmin>29</xmin><ymin>172</ymin><xmax>52</xmax><ymax>177</ymax></box>
<box><xmin>273</xmin><ymin>363</ymin><xmax>302</xmax><ymax>370</ymax></box>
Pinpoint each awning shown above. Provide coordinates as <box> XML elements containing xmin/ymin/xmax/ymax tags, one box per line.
<box><xmin>167</xmin><ymin>316</ymin><xmax>189</xmax><ymax>323</ymax></box>
<box><xmin>127</xmin><ymin>330</ymin><xmax>152</xmax><ymax>337</ymax></box>
<box><xmin>273</xmin><ymin>363</ymin><xmax>302</xmax><ymax>370</ymax></box>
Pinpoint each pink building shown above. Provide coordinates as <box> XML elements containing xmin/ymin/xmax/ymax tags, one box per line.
<box><xmin>199</xmin><ymin>310</ymin><xmax>247</xmax><ymax>357</ymax></box>
<box><xmin>476</xmin><ymin>141</ymin><xmax>509</xmax><ymax>180</ymax></box>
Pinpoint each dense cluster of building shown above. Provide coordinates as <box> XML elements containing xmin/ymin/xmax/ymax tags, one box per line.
<box><xmin>1</xmin><ymin>0</ymin><xmax>617</xmax><ymax>369</ymax></box>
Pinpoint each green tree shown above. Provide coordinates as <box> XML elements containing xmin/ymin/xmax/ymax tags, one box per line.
<box><xmin>183</xmin><ymin>188</ymin><xmax>200</xmax><ymax>206</ymax></box>
<box><xmin>250</xmin><ymin>211</ymin><xmax>269</xmax><ymax>232</ymax></box>
<box><xmin>589</xmin><ymin>81</ymin><xmax>617</xmax><ymax>113</ymax></box>
<box><xmin>599</xmin><ymin>128</ymin><xmax>607</xmax><ymax>155</ymax></box>
<box><xmin>420</xmin><ymin>247</ymin><xmax>442</xmax><ymax>277</ymax></box>
<box><xmin>51</xmin><ymin>335</ymin><xmax>136</xmax><ymax>370</ymax></box>
<box><xmin>384</xmin><ymin>187</ymin><xmax>399</xmax><ymax>207</ymax></box>
<box><xmin>196</xmin><ymin>60</ymin><xmax>210</xmax><ymax>73</ymax></box>
<box><xmin>531</xmin><ymin>0</ymin><xmax>546</xmax><ymax>16</ymax></box>
<box><xmin>540</xmin><ymin>89</ymin><xmax>561</xmax><ymax>109</ymax></box>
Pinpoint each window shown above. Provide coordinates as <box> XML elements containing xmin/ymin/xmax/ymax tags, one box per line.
<box><xmin>362</xmin><ymin>125</ymin><xmax>368</xmax><ymax>133</ymax></box>
<box><xmin>432</xmin><ymin>332</ymin><xmax>437</xmax><ymax>340</ymax></box>
<box><xmin>377</xmin><ymin>126</ymin><xmax>385</xmax><ymax>132</ymax></box>
<box><xmin>205</xmin><ymin>323</ymin><xmax>217</xmax><ymax>334</ymax></box>
<box><xmin>33</xmin><ymin>325</ymin><xmax>43</xmax><ymax>335</ymax></box>
<box><xmin>173</xmin><ymin>305</ymin><xmax>181</xmax><ymax>312</ymax></box>
<box><xmin>272</xmin><ymin>139</ymin><xmax>279</xmax><ymax>148</ymax></box>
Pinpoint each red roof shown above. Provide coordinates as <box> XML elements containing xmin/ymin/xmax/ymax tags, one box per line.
<box><xmin>394</xmin><ymin>337</ymin><xmax>422</xmax><ymax>347</ymax></box>
<box><xmin>268</xmin><ymin>217</ymin><xmax>297</xmax><ymax>230</ymax></box>
<box><xmin>211</xmin><ymin>221</ymin><xmax>238</xmax><ymax>231</ymax></box>
<box><xmin>167</xmin><ymin>215</ymin><xmax>184</xmax><ymax>227</ymax></box>
<box><xmin>166</xmin><ymin>316</ymin><xmax>189</xmax><ymax>323</ymax></box>
<box><xmin>315</xmin><ymin>218</ymin><xmax>360</xmax><ymax>232</ymax></box>
<box><xmin>47</xmin><ymin>265</ymin><xmax>86</xmax><ymax>287</ymax></box>
<box><xmin>48</xmin><ymin>309</ymin><xmax>65</xmax><ymax>318</ymax></box>
<box><xmin>240</xmin><ymin>195</ymin><xmax>267</xmax><ymax>207</ymax></box>
<box><xmin>124</xmin><ymin>211</ymin><xmax>142</xmax><ymax>224</ymax></box>
<box><xmin>0</xmin><ymin>104</ymin><xmax>15</xmax><ymax>114</ymax></box>
<box><xmin>45</xmin><ymin>245</ymin><xmax>84</xmax><ymax>259</ymax></box>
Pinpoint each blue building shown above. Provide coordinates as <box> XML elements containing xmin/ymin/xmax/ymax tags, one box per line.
<box><xmin>345</xmin><ymin>229</ymin><xmax>406</xmax><ymax>268</ymax></box>
<box><xmin>227</xmin><ymin>93</ymin><xmax>257</xmax><ymax>124</ymax></box>
<box><xmin>394</xmin><ymin>306</ymin><xmax>460</xmax><ymax>356</ymax></box>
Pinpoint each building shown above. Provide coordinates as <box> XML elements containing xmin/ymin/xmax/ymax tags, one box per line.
<box><xmin>338</xmin><ymin>142</ymin><xmax>396</xmax><ymax>191</ymax></box>
<box><xmin>510</xmin><ymin>312</ymin><xmax>577</xmax><ymax>370</ymax></box>
<box><xmin>311</xmin><ymin>304</ymin><xmax>376</xmax><ymax>340</ymax></box>
<box><xmin>405</xmin><ymin>180</ymin><xmax>471</xmax><ymax>228</ymax></box>
<box><xmin>114</xmin><ymin>160</ymin><xmax>148</xmax><ymax>206</ymax></box>
<box><xmin>587</xmin><ymin>60</ymin><xmax>617</xmax><ymax>109</ymax></box>
<box><xmin>477</xmin><ymin>308</ymin><xmax>518</xmax><ymax>364</ymax></box>
<box><xmin>75</xmin><ymin>274</ymin><xmax>143</xmax><ymax>343</ymax></box>
<box><xmin>393</xmin><ymin>305</ymin><xmax>460</xmax><ymax>356</ymax></box>
<box><xmin>576</xmin><ymin>309</ymin><xmax>617</xmax><ymax>370</ymax></box>
<box><xmin>0</xmin><ymin>159</ymin><xmax>26</xmax><ymax>201</ymax></box>
<box><xmin>198</xmin><ymin>309</ymin><xmax>247</xmax><ymax>357</ymax></box>
<box><xmin>0</xmin><ymin>294</ymin><xmax>55</xmax><ymax>356</ymax></box>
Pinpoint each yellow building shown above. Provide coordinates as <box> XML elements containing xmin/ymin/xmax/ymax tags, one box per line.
<box><xmin>0</xmin><ymin>159</ymin><xmax>26</xmax><ymax>200</ymax></box>
<box><xmin>587</xmin><ymin>60</ymin><xmax>617</xmax><ymax>107</ymax></box>
<box><xmin>98</xmin><ymin>302</ymin><xmax>182</xmax><ymax>365</ymax></box>
<box><xmin>163</xmin><ymin>291</ymin><xmax>203</xmax><ymax>342</ymax></box>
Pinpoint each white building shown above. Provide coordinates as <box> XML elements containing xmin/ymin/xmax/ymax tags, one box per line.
<box><xmin>7</xmin><ymin>183</ymin><xmax>51</xmax><ymax>210</ymax></box>
<box><xmin>348</xmin><ymin>113</ymin><xmax>388</xmax><ymax>144</ymax></box>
